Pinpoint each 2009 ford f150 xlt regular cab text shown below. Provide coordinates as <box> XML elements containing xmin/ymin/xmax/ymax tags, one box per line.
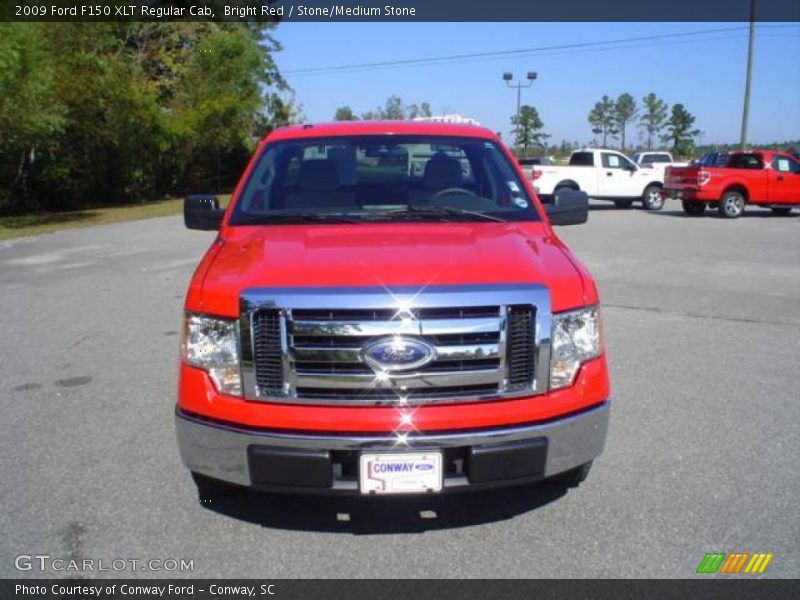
<box><xmin>175</xmin><ymin>121</ymin><xmax>610</xmax><ymax>498</ymax></box>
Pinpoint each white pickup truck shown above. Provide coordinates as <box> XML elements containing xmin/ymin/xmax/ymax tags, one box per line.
<box><xmin>631</xmin><ymin>151</ymin><xmax>688</xmax><ymax>177</ymax></box>
<box><xmin>533</xmin><ymin>148</ymin><xmax>666</xmax><ymax>210</ymax></box>
<box><xmin>632</xmin><ymin>151</ymin><xmax>677</xmax><ymax>167</ymax></box>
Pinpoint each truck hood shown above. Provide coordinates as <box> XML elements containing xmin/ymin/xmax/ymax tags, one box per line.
<box><xmin>189</xmin><ymin>222</ymin><xmax>587</xmax><ymax>316</ymax></box>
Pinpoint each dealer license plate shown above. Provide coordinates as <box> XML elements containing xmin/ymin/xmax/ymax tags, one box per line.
<box><xmin>359</xmin><ymin>452</ymin><xmax>443</xmax><ymax>494</ymax></box>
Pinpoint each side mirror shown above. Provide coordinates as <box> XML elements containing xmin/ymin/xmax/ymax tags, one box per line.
<box><xmin>184</xmin><ymin>195</ymin><xmax>224</xmax><ymax>231</ymax></box>
<box><xmin>625</xmin><ymin>162</ymin><xmax>638</xmax><ymax>171</ymax></box>
<box><xmin>545</xmin><ymin>189</ymin><xmax>589</xmax><ymax>226</ymax></box>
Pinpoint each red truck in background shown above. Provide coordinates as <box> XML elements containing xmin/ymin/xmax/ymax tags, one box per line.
<box><xmin>664</xmin><ymin>150</ymin><xmax>800</xmax><ymax>218</ymax></box>
<box><xmin>175</xmin><ymin>120</ymin><xmax>610</xmax><ymax>500</ymax></box>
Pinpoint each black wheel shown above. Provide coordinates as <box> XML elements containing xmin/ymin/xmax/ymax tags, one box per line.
<box><xmin>555</xmin><ymin>184</ymin><xmax>578</xmax><ymax>193</ymax></box>
<box><xmin>771</xmin><ymin>207</ymin><xmax>793</xmax><ymax>216</ymax></box>
<box><xmin>613</xmin><ymin>199</ymin><xmax>634</xmax><ymax>209</ymax></box>
<box><xmin>682</xmin><ymin>199</ymin><xmax>706</xmax><ymax>216</ymax></box>
<box><xmin>547</xmin><ymin>461</ymin><xmax>593</xmax><ymax>487</ymax></box>
<box><xmin>641</xmin><ymin>185</ymin><xmax>665</xmax><ymax>211</ymax></box>
<box><xmin>718</xmin><ymin>190</ymin><xmax>745</xmax><ymax>219</ymax></box>
<box><xmin>192</xmin><ymin>472</ymin><xmax>239</xmax><ymax>503</ymax></box>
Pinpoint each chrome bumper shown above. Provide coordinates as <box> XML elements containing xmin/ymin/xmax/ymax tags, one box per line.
<box><xmin>175</xmin><ymin>401</ymin><xmax>610</xmax><ymax>492</ymax></box>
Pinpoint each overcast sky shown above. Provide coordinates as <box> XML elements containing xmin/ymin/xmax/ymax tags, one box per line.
<box><xmin>273</xmin><ymin>22</ymin><xmax>800</xmax><ymax>146</ymax></box>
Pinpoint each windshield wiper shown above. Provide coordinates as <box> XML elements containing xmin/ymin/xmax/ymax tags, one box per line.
<box><xmin>364</xmin><ymin>204</ymin><xmax>506</xmax><ymax>223</ymax></box>
<box><xmin>235</xmin><ymin>212</ymin><xmax>362</xmax><ymax>225</ymax></box>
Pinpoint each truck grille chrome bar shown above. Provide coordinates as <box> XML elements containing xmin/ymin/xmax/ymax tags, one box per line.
<box><xmin>239</xmin><ymin>285</ymin><xmax>551</xmax><ymax>406</ymax></box>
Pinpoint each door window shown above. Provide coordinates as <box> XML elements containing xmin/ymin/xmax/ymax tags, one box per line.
<box><xmin>602</xmin><ymin>153</ymin><xmax>635</xmax><ymax>170</ymax></box>
<box><xmin>602</xmin><ymin>153</ymin><xmax>624</xmax><ymax>169</ymax></box>
<box><xmin>772</xmin><ymin>156</ymin><xmax>800</xmax><ymax>174</ymax></box>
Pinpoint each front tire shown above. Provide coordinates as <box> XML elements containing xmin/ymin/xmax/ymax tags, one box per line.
<box><xmin>547</xmin><ymin>461</ymin><xmax>593</xmax><ymax>487</ymax></box>
<box><xmin>614</xmin><ymin>199</ymin><xmax>634</xmax><ymax>209</ymax></box>
<box><xmin>719</xmin><ymin>190</ymin><xmax>745</xmax><ymax>219</ymax></box>
<box><xmin>641</xmin><ymin>185</ymin><xmax>665</xmax><ymax>211</ymax></box>
<box><xmin>771</xmin><ymin>207</ymin><xmax>793</xmax><ymax>216</ymax></box>
<box><xmin>682</xmin><ymin>199</ymin><xmax>706</xmax><ymax>216</ymax></box>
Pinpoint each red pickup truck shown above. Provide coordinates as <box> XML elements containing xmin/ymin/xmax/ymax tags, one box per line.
<box><xmin>175</xmin><ymin>120</ymin><xmax>609</xmax><ymax>499</ymax></box>
<box><xmin>664</xmin><ymin>150</ymin><xmax>800</xmax><ymax>218</ymax></box>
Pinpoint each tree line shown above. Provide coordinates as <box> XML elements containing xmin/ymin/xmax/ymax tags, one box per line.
<box><xmin>0</xmin><ymin>22</ymin><xmax>294</xmax><ymax>215</ymax></box>
<box><xmin>508</xmin><ymin>94</ymin><xmax>703</xmax><ymax>158</ymax></box>
<box><xmin>588</xmin><ymin>93</ymin><xmax>700</xmax><ymax>157</ymax></box>
<box><xmin>333</xmin><ymin>96</ymin><xmax>433</xmax><ymax>121</ymax></box>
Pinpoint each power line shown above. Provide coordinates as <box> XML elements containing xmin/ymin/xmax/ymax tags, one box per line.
<box><xmin>302</xmin><ymin>33</ymin><xmax>747</xmax><ymax>76</ymax></box>
<box><xmin>282</xmin><ymin>24</ymin><xmax>797</xmax><ymax>76</ymax></box>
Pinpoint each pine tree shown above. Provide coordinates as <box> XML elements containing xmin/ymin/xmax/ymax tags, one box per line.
<box><xmin>639</xmin><ymin>93</ymin><xmax>668</xmax><ymax>150</ymax></box>
<box><xmin>662</xmin><ymin>104</ymin><xmax>701</xmax><ymax>157</ymax></box>
<box><xmin>512</xmin><ymin>105</ymin><xmax>549</xmax><ymax>153</ymax></box>
<box><xmin>588</xmin><ymin>95</ymin><xmax>618</xmax><ymax>147</ymax></box>
<box><xmin>613</xmin><ymin>93</ymin><xmax>638</xmax><ymax>153</ymax></box>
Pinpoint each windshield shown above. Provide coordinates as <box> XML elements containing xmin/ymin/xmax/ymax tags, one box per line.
<box><xmin>228</xmin><ymin>135</ymin><xmax>539</xmax><ymax>224</ymax></box>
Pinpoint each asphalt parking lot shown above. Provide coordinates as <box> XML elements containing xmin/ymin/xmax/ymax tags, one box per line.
<box><xmin>1</xmin><ymin>201</ymin><xmax>798</xmax><ymax>578</ymax></box>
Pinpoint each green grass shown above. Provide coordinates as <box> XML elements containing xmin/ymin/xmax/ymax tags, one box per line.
<box><xmin>0</xmin><ymin>195</ymin><xmax>230</xmax><ymax>240</ymax></box>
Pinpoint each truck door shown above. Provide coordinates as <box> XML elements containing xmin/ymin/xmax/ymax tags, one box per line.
<box><xmin>728</xmin><ymin>153</ymin><xmax>769</xmax><ymax>202</ymax></box>
<box><xmin>768</xmin><ymin>155</ymin><xmax>800</xmax><ymax>204</ymax></box>
<box><xmin>600</xmin><ymin>152</ymin><xmax>639</xmax><ymax>198</ymax></box>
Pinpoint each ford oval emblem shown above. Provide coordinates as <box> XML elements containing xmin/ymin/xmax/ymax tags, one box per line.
<box><xmin>362</xmin><ymin>336</ymin><xmax>436</xmax><ymax>372</ymax></box>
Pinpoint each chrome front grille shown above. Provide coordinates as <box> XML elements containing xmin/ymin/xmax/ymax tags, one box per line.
<box><xmin>240</xmin><ymin>285</ymin><xmax>551</xmax><ymax>406</ymax></box>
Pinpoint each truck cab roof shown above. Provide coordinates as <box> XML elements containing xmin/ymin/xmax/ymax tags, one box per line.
<box><xmin>264</xmin><ymin>120</ymin><xmax>497</xmax><ymax>143</ymax></box>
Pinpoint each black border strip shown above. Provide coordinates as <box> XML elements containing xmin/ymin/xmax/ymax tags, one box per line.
<box><xmin>2</xmin><ymin>579</ymin><xmax>799</xmax><ymax>599</ymax></box>
<box><xmin>2</xmin><ymin>0</ymin><xmax>800</xmax><ymax>22</ymax></box>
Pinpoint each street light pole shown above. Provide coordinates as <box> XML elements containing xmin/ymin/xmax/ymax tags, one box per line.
<box><xmin>740</xmin><ymin>0</ymin><xmax>755</xmax><ymax>150</ymax></box>
<box><xmin>503</xmin><ymin>71</ymin><xmax>537</xmax><ymax>153</ymax></box>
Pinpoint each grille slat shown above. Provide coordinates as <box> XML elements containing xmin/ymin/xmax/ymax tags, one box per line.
<box><xmin>295</xmin><ymin>358</ymin><xmax>500</xmax><ymax>374</ymax></box>
<box><xmin>290</xmin><ymin>316</ymin><xmax>502</xmax><ymax>337</ymax></box>
<box><xmin>292</xmin><ymin>331</ymin><xmax>500</xmax><ymax>348</ymax></box>
<box><xmin>292</xmin><ymin>306</ymin><xmax>500</xmax><ymax>321</ymax></box>
<box><xmin>292</xmin><ymin>343</ymin><xmax>499</xmax><ymax>364</ymax></box>
<box><xmin>252</xmin><ymin>310</ymin><xmax>284</xmax><ymax>396</ymax></box>
<box><xmin>293</xmin><ymin>369</ymin><xmax>500</xmax><ymax>390</ymax></box>
<box><xmin>506</xmin><ymin>305</ymin><xmax>535</xmax><ymax>387</ymax></box>
<box><xmin>296</xmin><ymin>384</ymin><xmax>499</xmax><ymax>402</ymax></box>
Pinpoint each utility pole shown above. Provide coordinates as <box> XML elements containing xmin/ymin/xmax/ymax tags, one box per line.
<box><xmin>740</xmin><ymin>0</ymin><xmax>755</xmax><ymax>149</ymax></box>
<box><xmin>503</xmin><ymin>71</ymin><xmax>537</xmax><ymax>153</ymax></box>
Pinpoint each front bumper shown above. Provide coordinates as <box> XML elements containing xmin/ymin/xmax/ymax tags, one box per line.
<box><xmin>175</xmin><ymin>401</ymin><xmax>610</xmax><ymax>494</ymax></box>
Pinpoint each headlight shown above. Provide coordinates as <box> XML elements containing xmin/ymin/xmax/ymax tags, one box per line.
<box><xmin>549</xmin><ymin>306</ymin><xmax>602</xmax><ymax>390</ymax></box>
<box><xmin>182</xmin><ymin>313</ymin><xmax>242</xmax><ymax>396</ymax></box>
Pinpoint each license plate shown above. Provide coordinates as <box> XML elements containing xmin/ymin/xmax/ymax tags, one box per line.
<box><xmin>359</xmin><ymin>452</ymin><xmax>443</xmax><ymax>494</ymax></box>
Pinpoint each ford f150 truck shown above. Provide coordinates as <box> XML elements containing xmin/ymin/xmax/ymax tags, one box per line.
<box><xmin>176</xmin><ymin>121</ymin><xmax>610</xmax><ymax>499</ymax></box>
<box><xmin>664</xmin><ymin>150</ymin><xmax>800</xmax><ymax>218</ymax></box>
<box><xmin>533</xmin><ymin>148</ymin><xmax>666</xmax><ymax>210</ymax></box>
<box><xmin>630</xmin><ymin>151</ymin><xmax>687</xmax><ymax>175</ymax></box>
